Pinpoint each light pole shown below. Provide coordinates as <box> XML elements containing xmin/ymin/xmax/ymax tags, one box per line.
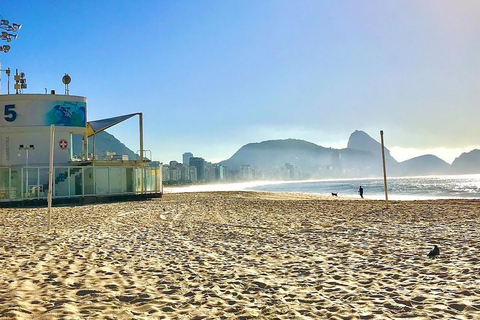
<box><xmin>0</xmin><ymin>15</ymin><xmax>21</xmax><ymax>94</ymax></box>
<box><xmin>0</xmin><ymin>65</ymin><xmax>11</xmax><ymax>94</ymax></box>
<box><xmin>19</xmin><ymin>144</ymin><xmax>35</xmax><ymax>196</ymax></box>
<box><xmin>0</xmin><ymin>17</ymin><xmax>21</xmax><ymax>41</ymax></box>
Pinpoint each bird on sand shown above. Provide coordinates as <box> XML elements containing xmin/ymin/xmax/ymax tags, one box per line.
<box><xmin>427</xmin><ymin>245</ymin><xmax>440</xmax><ymax>258</ymax></box>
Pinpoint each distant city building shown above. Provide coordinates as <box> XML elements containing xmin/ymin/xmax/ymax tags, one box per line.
<box><xmin>112</xmin><ymin>154</ymin><xmax>129</xmax><ymax>161</ymax></box>
<box><xmin>285</xmin><ymin>163</ymin><xmax>300</xmax><ymax>180</ymax></box>
<box><xmin>285</xmin><ymin>163</ymin><xmax>295</xmax><ymax>180</ymax></box>
<box><xmin>162</xmin><ymin>165</ymin><xmax>170</xmax><ymax>182</ymax></box>
<box><xmin>215</xmin><ymin>164</ymin><xmax>227</xmax><ymax>180</ymax></box>
<box><xmin>240</xmin><ymin>165</ymin><xmax>255</xmax><ymax>180</ymax></box>
<box><xmin>149</xmin><ymin>161</ymin><xmax>162</xmax><ymax>167</ymax></box>
<box><xmin>102</xmin><ymin>152</ymin><xmax>128</xmax><ymax>161</ymax></box>
<box><xmin>162</xmin><ymin>161</ymin><xmax>199</xmax><ymax>184</ymax></box>
<box><xmin>189</xmin><ymin>157</ymin><xmax>206</xmax><ymax>180</ymax></box>
<box><xmin>104</xmin><ymin>151</ymin><xmax>116</xmax><ymax>160</ymax></box>
<box><xmin>169</xmin><ymin>166</ymin><xmax>181</xmax><ymax>181</ymax></box>
<box><xmin>181</xmin><ymin>165</ymin><xmax>197</xmax><ymax>182</ymax></box>
<box><xmin>204</xmin><ymin>164</ymin><xmax>216</xmax><ymax>182</ymax></box>
<box><xmin>183</xmin><ymin>152</ymin><xmax>193</xmax><ymax>166</ymax></box>
<box><xmin>331</xmin><ymin>150</ymin><xmax>342</xmax><ymax>171</ymax></box>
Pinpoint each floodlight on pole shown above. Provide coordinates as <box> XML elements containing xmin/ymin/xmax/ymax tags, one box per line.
<box><xmin>1</xmin><ymin>31</ymin><xmax>17</xmax><ymax>42</ymax></box>
<box><xmin>0</xmin><ymin>23</ymin><xmax>21</xmax><ymax>32</ymax></box>
<box><xmin>0</xmin><ymin>14</ymin><xmax>21</xmax><ymax>52</ymax></box>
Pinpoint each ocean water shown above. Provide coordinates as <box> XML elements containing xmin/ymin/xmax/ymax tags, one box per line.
<box><xmin>164</xmin><ymin>174</ymin><xmax>480</xmax><ymax>201</ymax></box>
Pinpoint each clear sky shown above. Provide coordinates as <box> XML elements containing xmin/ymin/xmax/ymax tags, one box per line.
<box><xmin>1</xmin><ymin>1</ymin><xmax>479</xmax><ymax>164</ymax></box>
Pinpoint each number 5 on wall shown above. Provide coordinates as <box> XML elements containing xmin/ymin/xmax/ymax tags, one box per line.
<box><xmin>4</xmin><ymin>104</ymin><xmax>16</xmax><ymax>122</ymax></box>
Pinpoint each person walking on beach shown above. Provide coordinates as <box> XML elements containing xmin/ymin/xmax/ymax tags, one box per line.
<box><xmin>358</xmin><ymin>186</ymin><xmax>364</xmax><ymax>199</ymax></box>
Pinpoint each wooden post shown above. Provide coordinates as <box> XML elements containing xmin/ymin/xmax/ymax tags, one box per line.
<box><xmin>380</xmin><ymin>130</ymin><xmax>388</xmax><ymax>208</ymax></box>
<box><xmin>139</xmin><ymin>112</ymin><xmax>144</xmax><ymax>164</ymax></box>
<box><xmin>47</xmin><ymin>125</ymin><xmax>55</xmax><ymax>231</ymax></box>
<box><xmin>139</xmin><ymin>112</ymin><xmax>145</xmax><ymax>193</ymax></box>
<box><xmin>83</xmin><ymin>131</ymin><xmax>88</xmax><ymax>160</ymax></box>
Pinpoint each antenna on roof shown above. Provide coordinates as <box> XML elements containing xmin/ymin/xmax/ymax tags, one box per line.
<box><xmin>14</xmin><ymin>69</ymin><xmax>26</xmax><ymax>94</ymax></box>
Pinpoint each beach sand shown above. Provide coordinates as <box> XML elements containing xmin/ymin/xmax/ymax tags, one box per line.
<box><xmin>1</xmin><ymin>191</ymin><xmax>479</xmax><ymax>319</ymax></box>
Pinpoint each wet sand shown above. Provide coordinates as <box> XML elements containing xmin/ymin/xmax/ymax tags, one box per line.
<box><xmin>1</xmin><ymin>191</ymin><xmax>479</xmax><ymax>319</ymax></box>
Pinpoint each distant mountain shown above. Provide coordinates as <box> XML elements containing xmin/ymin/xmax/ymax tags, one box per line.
<box><xmin>72</xmin><ymin>131</ymin><xmax>138</xmax><ymax>160</ymax></box>
<box><xmin>399</xmin><ymin>155</ymin><xmax>451</xmax><ymax>176</ymax></box>
<box><xmin>221</xmin><ymin>135</ymin><xmax>395</xmax><ymax>178</ymax></box>
<box><xmin>451</xmin><ymin>150</ymin><xmax>480</xmax><ymax>174</ymax></box>
<box><xmin>221</xmin><ymin>139</ymin><xmax>334</xmax><ymax>171</ymax></box>
<box><xmin>219</xmin><ymin>131</ymin><xmax>480</xmax><ymax>178</ymax></box>
<box><xmin>347</xmin><ymin>130</ymin><xmax>398</xmax><ymax>164</ymax></box>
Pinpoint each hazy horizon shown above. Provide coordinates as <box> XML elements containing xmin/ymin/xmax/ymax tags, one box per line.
<box><xmin>2</xmin><ymin>1</ymin><xmax>479</xmax><ymax>164</ymax></box>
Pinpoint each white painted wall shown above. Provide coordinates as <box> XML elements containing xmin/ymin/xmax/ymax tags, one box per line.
<box><xmin>0</xmin><ymin>94</ymin><xmax>87</xmax><ymax>166</ymax></box>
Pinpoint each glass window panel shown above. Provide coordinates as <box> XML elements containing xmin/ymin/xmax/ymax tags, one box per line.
<box><xmin>95</xmin><ymin>167</ymin><xmax>109</xmax><ymax>195</ymax></box>
<box><xmin>110</xmin><ymin>167</ymin><xmax>124</xmax><ymax>194</ymax></box>
<box><xmin>126</xmin><ymin>168</ymin><xmax>134</xmax><ymax>193</ymax></box>
<box><xmin>54</xmin><ymin>167</ymin><xmax>69</xmax><ymax>197</ymax></box>
<box><xmin>84</xmin><ymin>167</ymin><xmax>95</xmax><ymax>195</ymax></box>
<box><xmin>0</xmin><ymin>168</ymin><xmax>9</xmax><ymax>199</ymax></box>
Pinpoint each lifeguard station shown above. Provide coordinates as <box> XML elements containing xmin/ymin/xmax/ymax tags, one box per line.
<box><xmin>0</xmin><ymin>15</ymin><xmax>161</xmax><ymax>206</ymax></box>
<box><xmin>0</xmin><ymin>75</ymin><xmax>162</xmax><ymax>206</ymax></box>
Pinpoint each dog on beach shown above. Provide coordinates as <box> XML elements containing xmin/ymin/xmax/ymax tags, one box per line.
<box><xmin>427</xmin><ymin>245</ymin><xmax>440</xmax><ymax>258</ymax></box>
<box><xmin>331</xmin><ymin>193</ymin><xmax>338</xmax><ymax>196</ymax></box>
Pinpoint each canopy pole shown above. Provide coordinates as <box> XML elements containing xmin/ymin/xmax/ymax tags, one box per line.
<box><xmin>92</xmin><ymin>134</ymin><xmax>96</xmax><ymax>161</ymax></box>
<box><xmin>83</xmin><ymin>131</ymin><xmax>88</xmax><ymax>160</ymax></box>
<box><xmin>380</xmin><ymin>130</ymin><xmax>388</xmax><ymax>208</ymax></box>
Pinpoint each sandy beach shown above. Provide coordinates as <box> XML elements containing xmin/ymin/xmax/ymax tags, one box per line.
<box><xmin>1</xmin><ymin>191</ymin><xmax>479</xmax><ymax>319</ymax></box>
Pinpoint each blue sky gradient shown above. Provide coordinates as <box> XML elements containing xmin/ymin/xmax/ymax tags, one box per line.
<box><xmin>1</xmin><ymin>1</ymin><xmax>479</xmax><ymax>163</ymax></box>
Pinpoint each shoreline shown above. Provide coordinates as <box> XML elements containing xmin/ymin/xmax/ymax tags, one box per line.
<box><xmin>1</xmin><ymin>191</ymin><xmax>479</xmax><ymax>319</ymax></box>
<box><xmin>164</xmin><ymin>174</ymin><xmax>480</xmax><ymax>201</ymax></box>
<box><xmin>164</xmin><ymin>187</ymin><xmax>478</xmax><ymax>202</ymax></box>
